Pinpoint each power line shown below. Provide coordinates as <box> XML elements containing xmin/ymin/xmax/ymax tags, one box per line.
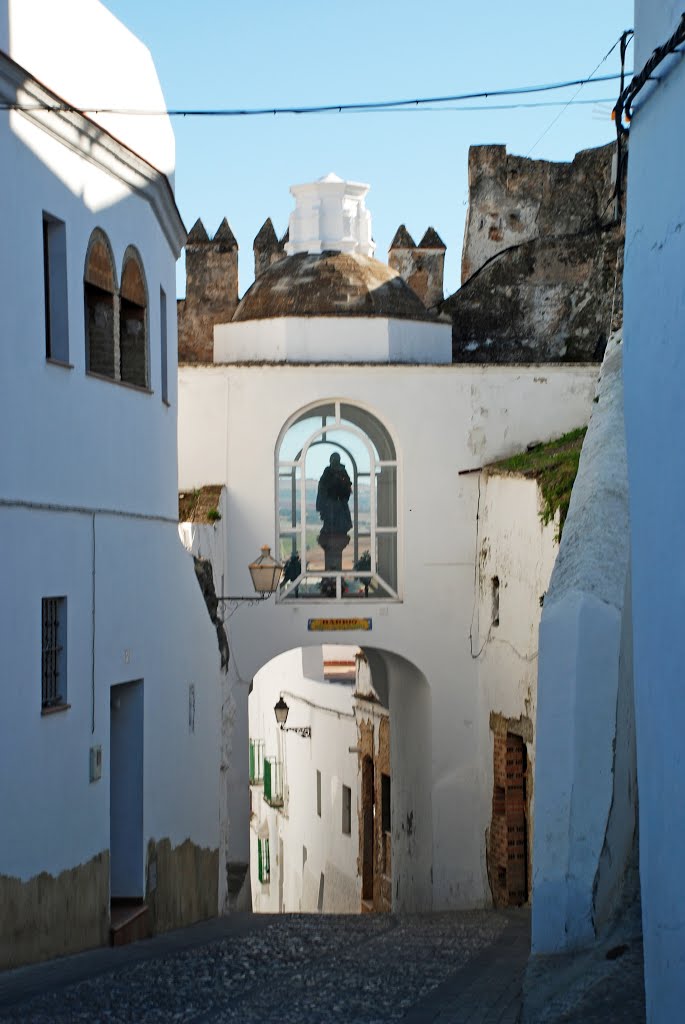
<box><xmin>527</xmin><ymin>34</ymin><xmax>632</xmax><ymax>155</ymax></box>
<box><xmin>1</xmin><ymin>71</ymin><xmax>628</xmax><ymax>118</ymax></box>
<box><xmin>350</xmin><ymin>97</ymin><xmax>617</xmax><ymax>114</ymax></box>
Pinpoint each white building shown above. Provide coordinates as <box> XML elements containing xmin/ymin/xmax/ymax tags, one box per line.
<box><xmin>0</xmin><ymin>0</ymin><xmax>222</xmax><ymax>967</ymax></box>
<box><xmin>622</xmin><ymin>2</ymin><xmax>685</xmax><ymax>1018</ymax></box>
<box><xmin>248</xmin><ymin>646</ymin><xmax>367</xmax><ymax>914</ymax></box>
<box><xmin>178</xmin><ymin>174</ymin><xmax>599</xmax><ymax>913</ymax></box>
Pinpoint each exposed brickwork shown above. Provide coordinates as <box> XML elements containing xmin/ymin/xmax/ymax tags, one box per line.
<box><xmin>488</xmin><ymin>721</ymin><xmax>530</xmax><ymax>908</ymax></box>
<box><xmin>84</xmin><ymin>235</ymin><xmax>116</xmax><ymax>292</ymax></box>
<box><xmin>177</xmin><ymin>218</ymin><xmax>239</xmax><ymax>363</ymax></box>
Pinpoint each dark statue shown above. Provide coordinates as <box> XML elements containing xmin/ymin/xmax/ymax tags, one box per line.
<box><xmin>316</xmin><ymin>452</ymin><xmax>352</xmax><ymax>535</ymax></box>
<box><xmin>316</xmin><ymin>453</ymin><xmax>352</xmax><ymax>585</ymax></box>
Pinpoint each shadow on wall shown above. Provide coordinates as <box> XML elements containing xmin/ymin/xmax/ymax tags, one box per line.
<box><xmin>362</xmin><ymin>647</ymin><xmax>433</xmax><ymax>914</ymax></box>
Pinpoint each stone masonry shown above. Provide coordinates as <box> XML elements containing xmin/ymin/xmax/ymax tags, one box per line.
<box><xmin>388</xmin><ymin>225</ymin><xmax>446</xmax><ymax>310</ymax></box>
<box><xmin>177</xmin><ymin>218</ymin><xmax>239</xmax><ymax>363</ymax></box>
<box><xmin>443</xmin><ymin>142</ymin><xmax>625</xmax><ymax>363</ymax></box>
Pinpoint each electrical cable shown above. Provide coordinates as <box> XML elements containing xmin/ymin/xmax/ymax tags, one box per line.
<box><xmin>1</xmin><ymin>71</ymin><xmax>628</xmax><ymax>118</ymax></box>
<box><xmin>527</xmin><ymin>35</ymin><xmax>628</xmax><ymax>156</ymax></box>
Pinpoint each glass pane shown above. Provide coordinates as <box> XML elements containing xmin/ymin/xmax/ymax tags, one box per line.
<box><xmin>376</xmin><ymin>465</ymin><xmax>397</xmax><ymax>528</ymax></box>
<box><xmin>376</xmin><ymin>532</ymin><xmax>398</xmax><ymax>592</ymax></box>
<box><xmin>341</xmin><ymin>575</ymin><xmax>396</xmax><ymax>599</ymax></box>
<box><xmin>278</xmin><ymin>467</ymin><xmax>302</xmax><ymax>530</ymax></box>
<box><xmin>342</xmin><ymin>575</ymin><xmax>372</xmax><ymax>599</ymax></box>
<box><xmin>340</xmin><ymin>403</ymin><xmax>395</xmax><ymax>460</ymax></box>
<box><xmin>280</xmin><ymin>403</ymin><xmax>335</xmax><ymax>461</ymax></box>
<box><xmin>281</xmin><ymin>574</ymin><xmax>336</xmax><ymax>600</ymax></box>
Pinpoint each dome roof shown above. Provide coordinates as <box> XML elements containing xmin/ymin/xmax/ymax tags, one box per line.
<box><xmin>233</xmin><ymin>251</ymin><xmax>432</xmax><ymax>323</ymax></box>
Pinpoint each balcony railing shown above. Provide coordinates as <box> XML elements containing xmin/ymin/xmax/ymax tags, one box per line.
<box><xmin>249</xmin><ymin>739</ymin><xmax>264</xmax><ymax>784</ymax></box>
<box><xmin>263</xmin><ymin>757</ymin><xmax>283</xmax><ymax>807</ymax></box>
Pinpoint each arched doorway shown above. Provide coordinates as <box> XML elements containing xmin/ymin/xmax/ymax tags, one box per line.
<box><xmin>247</xmin><ymin>643</ymin><xmax>431</xmax><ymax>915</ymax></box>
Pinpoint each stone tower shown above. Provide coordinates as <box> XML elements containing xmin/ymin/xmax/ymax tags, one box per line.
<box><xmin>388</xmin><ymin>226</ymin><xmax>446</xmax><ymax>310</ymax></box>
<box><xmin>177</xmin><ymin>217</ymin><xmax>239</xmax><ymax>363</ymax></box>
<box><xmin>253</xmin><ymin>218</ymin><xmax>287</xmax><ymax>279</ymax></box>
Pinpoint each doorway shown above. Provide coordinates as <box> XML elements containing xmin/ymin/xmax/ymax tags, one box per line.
<box><xmin>489</xmin><ymin>730</ymin><xmax>528</xmax><ymax>907</ymax></box>
<box><xmin>110</xmin><ymin>681</ymin><xmax>144</xmax><ymax>902</ymax></box>
<box><xmin>361</xmin><ymin>755</ymin><xmax>375</xmax><ymax>904</ymax></box>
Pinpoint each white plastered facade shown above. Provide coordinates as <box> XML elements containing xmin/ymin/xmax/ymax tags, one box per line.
<box><xmin>623</xmin><ymin>2</ymin><xmax>685</xmax><ymax>1017</ymax></box>
<box><xmin>178</xmin><ymin>351</ymin><xmax>598</xmax><ymax>911</ymax></box>
<box><xmin>0</xmin><ymin>0</ymin><xmax>222</xmax><ymax>965</ymax></box>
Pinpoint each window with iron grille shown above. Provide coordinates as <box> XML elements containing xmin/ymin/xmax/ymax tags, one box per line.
<box><xmin>42</xmin><ymin>597</ymin><xmax>67</xmax><ymax>710</ymax></box>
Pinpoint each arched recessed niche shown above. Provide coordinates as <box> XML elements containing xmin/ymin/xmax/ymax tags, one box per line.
<box><xmin>277</xmin><ymin>401</ymin><xmax>399</xmax><ymax>602</ymax></box>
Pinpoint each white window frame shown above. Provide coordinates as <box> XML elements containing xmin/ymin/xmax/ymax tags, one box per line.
<box><xmin>276</xmin><ymin>400</ymin><xmax>401</xmax><ymax>603</ymax></box>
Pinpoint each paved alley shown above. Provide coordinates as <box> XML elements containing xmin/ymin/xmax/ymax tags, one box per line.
<box><xmin>0</xmin><ymin>910</ymin><xmax>529</xmax><ymax>1024</ymax></box>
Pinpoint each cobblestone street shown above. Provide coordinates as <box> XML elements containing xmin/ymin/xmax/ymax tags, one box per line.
<box><xmin>0</xmin><ymin>911</ymin><xmax>528</xmax><ymax>1024</ymax></box>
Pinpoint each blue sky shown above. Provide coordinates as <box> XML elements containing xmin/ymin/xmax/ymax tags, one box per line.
<box><xmin>105</xmin><ymin>0</ymin><xmax>633</xmax><ymax>299</ymax></box>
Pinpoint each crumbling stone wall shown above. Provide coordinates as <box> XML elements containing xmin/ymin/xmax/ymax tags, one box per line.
<box><xmin>443</xmin><ymin>142</ymin><xmax>625</xmax><ymax>363</ymax></box>
<box><xmin>461</xmin><ymin>143</ymin><xmax>618</xmax><ymax>283</ymax></box>
<box><xmin>177</xmin><ymin>219</ymin><xmax>239</xmax><ymax>363</ymax></box>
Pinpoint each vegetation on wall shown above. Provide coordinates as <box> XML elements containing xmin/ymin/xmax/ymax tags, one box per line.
<box><xmin>491</xmin><ymin>427</ymin><xmax>587</xmax><ymax>539</ymax></box>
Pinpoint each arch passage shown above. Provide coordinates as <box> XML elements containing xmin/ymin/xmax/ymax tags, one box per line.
<box><xmin>277</xmin><ymin>401</ymin><xmax>399</xmax><ymax>601</ymax></box>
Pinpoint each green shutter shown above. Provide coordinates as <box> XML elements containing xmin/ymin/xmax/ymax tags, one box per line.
<box><xmin>258</xmin><ymin>838</ymin><xmax>263</xmax><ymax>883</ymax></box>
<box><xmin>249</xmin><ymin>740</ymin><xmax>255</xmax><ymax>782</ymax></box>
<box><xmin>264</xmin><ymin>838</ymin><xmax>270</xmax><ymax>879</ymax></box>
<box><xmin>264</xmin><ymin>758</ymin><xmax>272</xmax><ymax>801</ymax></box>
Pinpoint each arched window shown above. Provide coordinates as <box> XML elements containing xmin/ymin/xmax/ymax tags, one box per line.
<box><xmin>277</xmin><ymin>402</ymin><xmax>399</xmax><ymax>601</ymax></box>
<box><xmin>120</xmin><ymin>248</ymin><xmax>148</xmax><ymax>388</ymax></box>
<box><xmin>84</xmin><ymin>228</ymin><xmax>117</xmax><ymax>379</ymax></box>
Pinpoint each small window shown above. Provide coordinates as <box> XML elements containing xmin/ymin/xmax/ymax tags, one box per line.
<box><xmin>381</xmin><ymin>773</ymin><xmax>391</xmax><ymax>833</ymax></box>
<box><xmin>41</xmin><ymin>597</ymin><xmax>67</xmax><ymax>710</ymax></box>
<box><xmin>160</xmin><ymin>286</ymin><xmax>169</xmax><ymax>404</ymax></box>
<box><xmin>342</xmin><ymin>784</ymin><xmax>352</xmax><ymax>835</ymax></box>
<box><xmin>492</xmin><ymin>576</ymin><xmax>500</xmax><ymax>627</ymax></box>
<box><xmin>258</xmin><ymin>837</ymin><xmax>270</xmax><ymax>883</ymax></box>
<box><xmin>120</xmin><ymin>249</ymin><xmax>148</xmax><ymax>388</ymax></box>
<box><xmin>316</xmin><ymin>769</ymin><xmax>322</xmax><ymax>817</ymax></box>
<box><xmin>84</xmin><ymin>229</ymin><xmax>116</xmax><ymax>379</ymax></box>
<box><xmin>43</xmin><ymin>213</ymin><xmax>69</xmax><ymax>363</ymax></box>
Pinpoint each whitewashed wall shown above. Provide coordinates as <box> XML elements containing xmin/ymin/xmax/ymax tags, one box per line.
<box><xmin>179</xmin><ymin>358</ymin><xmax>597</xmax><ymax>910</ymax></box>
<box><xmin>0</xmin><ymin>1</ymin><xmax>222</xmax><ymax>959</ymax></box>
<box><xmin>3</xmin><ymin>0</ymin><xmax>175</xmax><ymax>177</ymax></box>
<box><xmin>532</xmin><ymin>337</ymin><xmax>635</xmax><ymax>953</ymax></box>
<box><xmin>214</xmin><ymin>316</ymin><xmax>452</xmax><ymax>364</ymax></box>
<box><xmin>475</xmin><ymin>471</ymin><xmax>560</xmax><ymax>882</ymax></box>
<box><xmin>249</xmin><ymin>648</ymin><xmax>360</xmax><ymax>913</ymax></box>
<box><xmin>624</xmin><ymin>2</ymin><xmax>685</xmax><ymax>1017</ymax></box>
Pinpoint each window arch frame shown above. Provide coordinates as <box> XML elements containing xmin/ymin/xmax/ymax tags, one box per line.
<box><xmin>275</xmin><ymin>399</ymin><xmax>401</xmax><ymax>603</ymax></box>
<box><xmin>83</xmin><ymin>227</ymin><xmax>118</xmax><ymax>380</ymax></box>
<box><xmin>119</xmin><ymin>245</ymin><xmax>149</xmax><ymax>389</ymax></box>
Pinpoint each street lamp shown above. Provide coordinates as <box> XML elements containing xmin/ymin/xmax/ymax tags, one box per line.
<box><xmin>273</xmin><ymin>696</ymin><xmax>311</xmax><ymax>738</ymax></box>
<box><xmin>218</xmin><ymin>545</ymin><xmax>283</xmax><ymax>603</ymax></box>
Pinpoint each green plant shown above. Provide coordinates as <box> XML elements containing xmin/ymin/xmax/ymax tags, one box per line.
<box><xmin>207</xmin><ymin>507</ymin><xmax>221</xmax><ymax>522</ymax></box>
<box><xmin>492</xmin><ymin>427</ymin><xmax>587</xmax><ymax>541</ymax></box>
